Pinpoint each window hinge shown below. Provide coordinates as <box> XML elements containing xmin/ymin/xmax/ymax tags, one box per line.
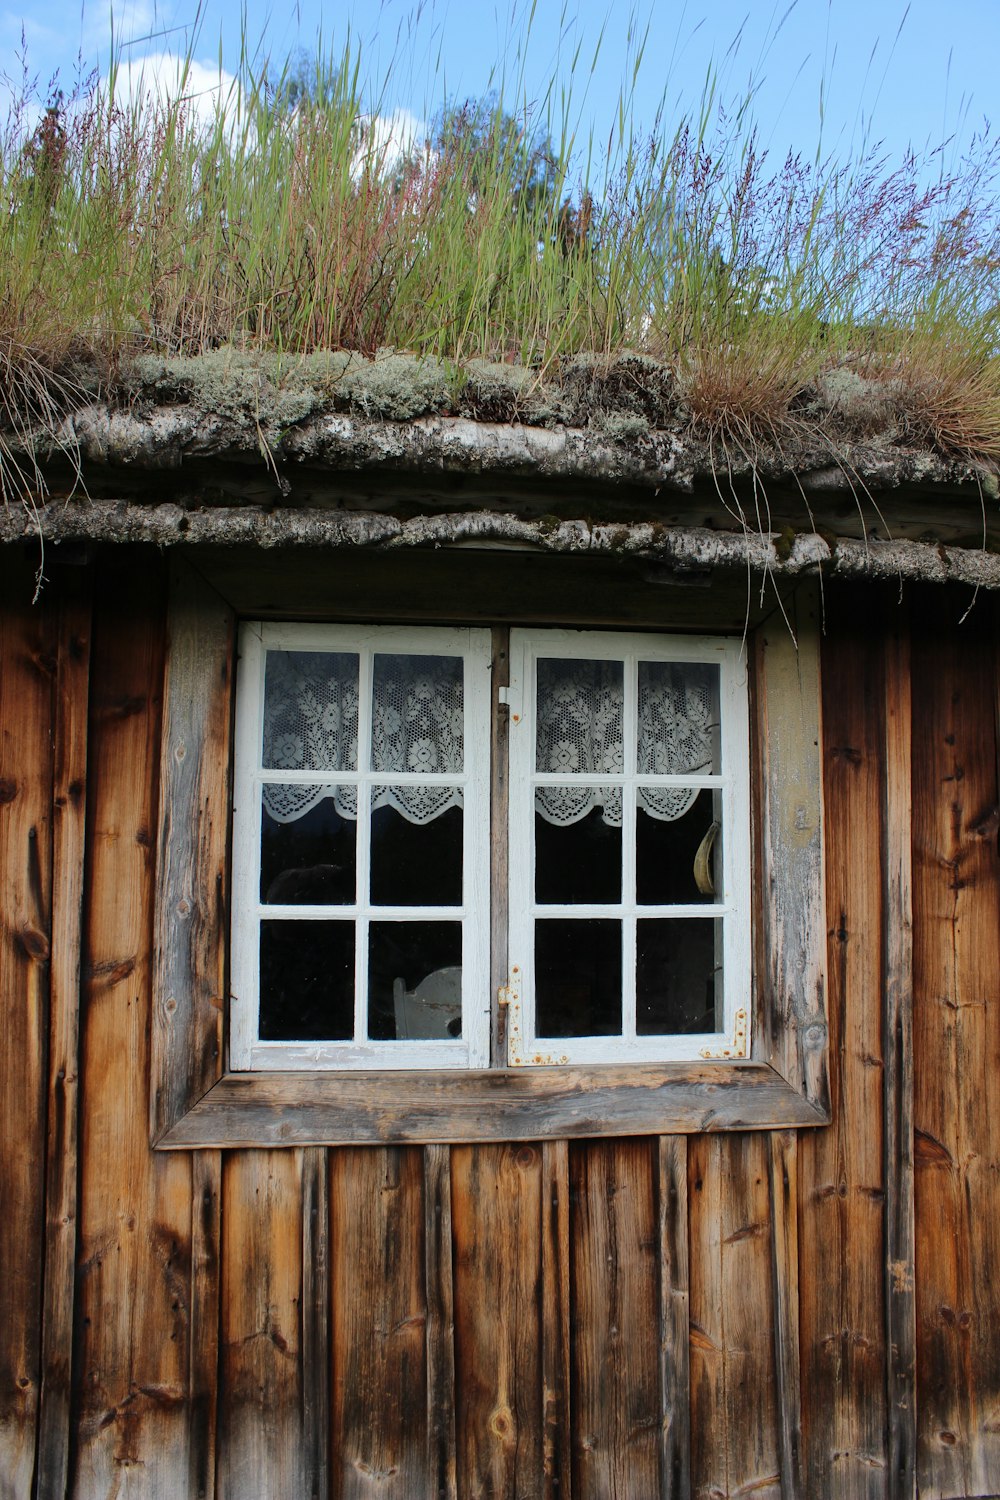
<box><xmin>497</xmin><ymin>685</ymin><xmax>521</xmax><ymax>722</ymax></box>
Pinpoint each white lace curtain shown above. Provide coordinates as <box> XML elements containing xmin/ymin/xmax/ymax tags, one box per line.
<box><xmin>260</xmin><ymin>652</ymin><xmax>717</xmax><ymax>828</ymax></box>
<box><xmin>534</xmin><ymin>659</ymin><xmax>717</xmax><ymax>827</ymax></box>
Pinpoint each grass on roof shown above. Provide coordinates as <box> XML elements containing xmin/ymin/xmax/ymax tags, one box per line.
<box><xmin>3</xmin><ymin>14</ymin><xmax>1000</xmax><ymax>523</ymax></box>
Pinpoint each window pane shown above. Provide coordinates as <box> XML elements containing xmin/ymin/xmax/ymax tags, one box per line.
<box><xmin>535</xmin><ymin>919</ymin><xmax>622</xmax><ymax>1037</ymax></box>
<box><xmin>534</xmin><ymin>801</ymin><xmax>621</xmax><ymax>904</ymax></box>
<box><xmin>260</xmin><ymin>786</ymin><xmax>356</xmax><ymax>904</ymax></box>
<box><xmin>263</xmin><ymin>651</ymin><xmax>359</xmax><ymax>771</ymax></box>
<box><xmin>370</xmin><ymin>797</ymin><xmax>463</xmax><ymax>906</ymax></box>
<box><xmin>535</xmin><ymin>658</ymin><xmax>624</xmax><ymax>776</ymax></box>
<box><xmin>368</xmin><ymin>922</ymin><xmax>463</xmax><ymax>1041</ymax></box>
<box><xmin>371</xmin><ymin>654</ymin><xmax>464</xmax><ymax>773</ymax></box>
<box><xmin>259</xmin><ymin>920</ymin><xmax>354</xmax><ymax>1040</ymax></box>
<box><xmin>637</xmin><ymin>661</ymin><xmax>720</xmax><ymax>776</ymax></box>
<box><xmin>636</xmin><ymin>918</ymin><xmax>721</xmax><ymax>1034</ymax></box>
<box><xmin>636</xmin><ymin>788</ymin><xmax>721</xmax><ymax>905</ymax></box>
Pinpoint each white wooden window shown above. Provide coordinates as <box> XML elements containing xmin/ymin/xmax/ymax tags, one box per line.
<box><xmin>506</xmin><ymin>630</ymin><xmax>751</xmax><ymax>1064</ymax></box>
<box><xmin>230</xmin><ymin>623</ymin><xmax>492</xmax><ymax>1069</ymax></box>
<box><xmin>230</xmin><ymin>623</ymin><xmax>750</xmax><ymax>1070</ymax></box>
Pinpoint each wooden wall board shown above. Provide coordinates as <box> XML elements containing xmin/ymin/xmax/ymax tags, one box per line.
<box><xmin>688</xmin><ymin>1135</ymin><xmax>782</xmax><ymax>1500</ymax></box>
<box><xmin>797</xmin><ymin>589</ymin><xmax>888</xmax><ymax>1498</ymax></box>
<box><xmin>217</xmin><ymin>1150</ymin><xmax>310</xmax><ymax>1498</ymax></box>
<box><xmin>451</xmin><ymin>1143</ymin><xmax>552</xmax><ymax>1499</ymax></box>
<box><xmin>912</xmin><ymin>594</ymin><xmax>1000</xmax><ymax>1500</ymax></box>
<box><xmin>881</xmin><ymin>607</ymin><xmax>916</xmax><ymax>1500</ymax></box>
<box><xmin>657</xmin><ymin>1136</ymin><xmax>690</xmax><ymax>1500</ymax></box>
<box><xmin>424</xmin><ymin>1143</ymin><xmax>458</xmax><ymax>1500</ymax></box>
<box><xmin>569</xmin><ymin>1138</ymin><xmax>661</xmax><ymax>1500</ymax></box>
<box><xmin>72</xmin><ymin>557</ymin><xmax>218</xmax><ymax>1498</ymax></box>
<box><xmin>329</xmin><ymin>1146</ymin><xmax>427</xmax><ymax>1500</ymax></box>
<box><xmin>36</xmin><ymin>573</ymin><xmax>92</xmax><ymax>1499</ymax></box>
<box><xmin>0</xmin><ymin>555</ymin><xmax>55</xmax><ymax>1500</ymax></box>
<box><xmin>768</xmin><ymin>1130</ymin><xmax>803</xmax><ymax>1500</ymax></box>
<box><xmin>152</xmin><ymin>556</ymin><xmax>234</xmax><ymax>1142</ymax></box>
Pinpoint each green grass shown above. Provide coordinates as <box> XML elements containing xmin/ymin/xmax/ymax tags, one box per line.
<box><xmin>3</xmin><ymin>10</ymin><xmax>1000</xmax><ymax>504</ymax></box>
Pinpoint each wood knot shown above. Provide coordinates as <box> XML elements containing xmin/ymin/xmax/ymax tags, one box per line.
<box><xmin>19</xmin><ymin>925</ymin><xmax>50</xmax><ymax>961</ymax></box>
<box><xmin>0</xmin><ymin>778</ymin><xmax>17</xmax><ymax>805</ymax></box>
<box><xmin>488</xmin><ymin>1404</ymin><xmax>514</xmax><ymax>1441</ymax></box>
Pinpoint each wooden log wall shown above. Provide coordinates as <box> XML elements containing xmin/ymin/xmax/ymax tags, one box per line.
<box><xmin>1</xmin><ymin>551</ymin><xmax>999</xmax><ymax>1500</ymax></box>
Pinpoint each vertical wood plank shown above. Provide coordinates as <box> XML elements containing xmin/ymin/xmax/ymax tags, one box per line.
<box><xmin>452</xmin><ymin>1143</ymin><xmax>548</xmax><ymax>1499</ymax></box>
<box><xmin>218</xmin><ymin>1150</ymin><xmax>311</xmax><ymax>1499</ymax></box>
<box><xmin>302</xmin><ymin>1148</ymin><xmax>330</xmax><ymax>1500</ymax></box>
<box><xmin>0</xmin><ymin>555</ymin><xmax>54</xmax><ymax>1500</ymax></box>
<box><xmin>754</xmin><ymin>581</ymin><xmax>828</xmax><ymax>1113</ymax></box>
<box><xmin>769</xmin><ymin>1130</ymin><xmax>802</xmax><ymax>1500</ymax></box>
<box><xmin>798</xmin><ymin>587</ymin><xmax>888</xmax><ymax>1497</ymax></box>
<box><xmin>688</xmin><ymin>1137</ymin><xmax>725</xmax><ymax>1500</ymax></box>
<box><xmin>882</xmin><ymin>606</ymin><xmax>916</xmax><ymax>1500</ymax></box>
<box><xmin>424</xmin><ymin>1144</ymin><xmax>457</xmax><ymax>1500</ymax></box>
<box><xmin>152</xmin><ymin>555</ymin><xmax>235</xmax><ymax>1142</ymax></box>
<box><xmin>658</xmin><ymin>1135</ymin><xmax>690</xmax><ymax>1500</ymax></box>
<box><xmin>329</xmin><ymin>1146</ymin><xmax>427</xmax><ymax>1500</ymax></box>
<box><xmin>190</xmin><ymin>1149</ymin><xmax>222</xmax><ymax>1500</ymax></box>
<box><xmin>541</xmin><ymin>1139</ymin><xmax>571</xmax><ymax>1500</ymax></box>
<box><xmin>689</xmin><ymin>1134</ymin><xmax>782</xmax><ymax>1500</ymax></box>
<box><xmin>36</xmin><ymin>574</ymin><xmax>92</xmax><ymax>1499</ymax></box>
<box><xmin>72</xmin><ymin>555</ymin><xmax>214</xmax><ymax>1497</ymax></box>
<box><xmin>912</xmin><ymin>591</ymin><xmax>1000</xmax><ymax>1499</ymax></box>
<box><xmin>570</xmin><ymin>1138</ymin><xmax>661</xmax><ymax>1500</ymax></box>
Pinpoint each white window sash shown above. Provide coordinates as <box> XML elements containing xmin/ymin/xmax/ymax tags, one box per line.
<box><xmin>506</xmin><ymin>628</ymin><xmax>752</xmax><ymax>1064</ymax></box>
<box><xmin>230</xmin><ymin>622</ymin><xmax>493</xmax><ymax>1071</ymax></box>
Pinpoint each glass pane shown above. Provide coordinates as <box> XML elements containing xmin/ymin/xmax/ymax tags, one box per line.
<box><xmin>259</xmin><ymin>920</ymin><xmax>354</xmax><ymax>1040</ymax></box>
<box><xmin>535</xmin><ymin>919</ymin><xmax>622</xmax><ymax>1037</ymax></box>
<box><xmin>370</xmin><ymin>796</ymin><xmax>463</xmax><ymax>906</ymax></box>
<box><xmin>636</xmin><ymin>788</ymin><xmax>721</xmax><ymax>905</ymax></box>
<box><xmin>371</xmin><ymin>654</ymin><xmax>464</xmax><ymax>773</ymax></box>
<box><xmin>534</xmin><ymin>800</ymin><xmax>621</xmax><ymax>904</ymax></box>
<box><xmin>636</xmin><ymin>918</ymin><xmax>721</xmax><ymax>1034</ymax></box>
<box><xmin>535</xmin><ymin>658</ymin><xmax>624</xmax><ymax>776</ymax></box>
<box><xmin>368</xmin><ymin>922</ymin><xmax>463</xmax><ymax>1041</ymax></box>
<box><xmin>637</xmin><ymin>661</ymin><xmax>720</xmax><ymax>776</ymax></box>
<box><xmin>260</xmin><ymin>786</ymin><xmax>356</xmax><ymax>904</ymax></box>
<box><xmin>262</xmin><ymin>651</ymin><xmax>359</xmax><ymax>771</ymax></box>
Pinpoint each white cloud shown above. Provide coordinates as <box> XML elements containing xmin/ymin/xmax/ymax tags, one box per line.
<box><xmin>102</xmin><ymin>51</ymin><xmax>240</xmax><ymax>133</ymax></box>
<box><xmin>353</xmin><ymin>108</ymin><xmax>426</xmax><ymax>179</ymax></box>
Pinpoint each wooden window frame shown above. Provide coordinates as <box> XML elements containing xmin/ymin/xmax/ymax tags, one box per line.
<box><xmin>151</xmin><ymin>551</ymin><xmax>830</xmax><ymax>1148</ymax></box>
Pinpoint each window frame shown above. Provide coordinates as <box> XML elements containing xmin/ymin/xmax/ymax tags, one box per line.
<box><xmin>150</xmin><ymin>552</ymin><xmax>830</xmax><ymax>1148</ymax></box>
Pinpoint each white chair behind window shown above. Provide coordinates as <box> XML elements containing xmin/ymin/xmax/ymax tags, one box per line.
<box><xmin>392</xmin><ymin>966</ymin><xmax>463</xmax><ymax>1040</ymax></box>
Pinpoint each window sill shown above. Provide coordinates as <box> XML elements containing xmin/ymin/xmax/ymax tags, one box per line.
<box><xmin>155</xmin><ymin>1061</ymin><xmax>829</xmax><ymax>1149</ymax></box>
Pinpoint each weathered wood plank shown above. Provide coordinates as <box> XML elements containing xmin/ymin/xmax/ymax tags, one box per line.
<box><xmin>218</xmin><ymin>1150</ymin><xmax>311</xmax><ymax>1499</ymax></box>
<box><xmin>688</xmin><ymin>1136</ymin><xmax>726</xmax><ymax>1500</ymax></box>
<box><xmin>302</xmin><ymin>1147</ymin><xmax>330</xmax><ymax>1500</ymax></box>
<box><xmin>798</xmin><ymin>588</ymin><xmax>888</xmax><ymax>1497</ymax></box>
<box><xmin>159</xmin><ymin>1061</ymin><xmax>825</xmax><ymax>1149</ymax></box>
<box><xmin>570</xmin><ymin>1139</ymin><xmax>661</xmax><ymax>1500</ymax></box>
<box><xmin>882</xmin><ymin>605</ymin><xmax>916</xmax><ymax>1500</ymax></box>
<box><xmin>0</xmin><ymin>555</ymin><xmax>55</xmax><ymax>1500</ymax></box>
<box><xmin>190</xmin><ymin>1149</ymin><xmax>222</xmax><ymax>1500</ymax></box>
<box><xmin>694</xmin><ymin>1133</ymin><xmax>782</xmax><ymax>1500</ymax></box>
<box><xmin>540</xmin><ymin>1139</ymin><xmax>571</xmax><ymax>1500</ymax></box>
<box><xmin>424</xmin><ymin>1144</ymin><xmax>457</xmax><ymax>1500</ymax></box>
<box><xmin>72</xmin><ymin>556</ymin><xmax>210</xmax><ymax>1497</ymax></box>
<box><xmin>452</xmin><ymin>1143</ymin><xmax>548</xmax><ymax>1499</ymax></box>
<box><xmin>754</xmin><ymin>579</ymin><xmax>829</xmax><ymax>1113</ymax></box>
<box><xmin>36</xmin><ymin>573</ymin><xmax>91</xmax><ymax>1500</ymax></box>
<box><xmin>657</xmin><ymin>1135</ymin><xmax>690</xmax><ymax>1500</ymax></box>
<box><xmin>912</xmin><ymin>592</ymin><xmax>1000</xmax><ymax>1499</ymax></box>
<box><xmin>769</xmin><ymin>1130</ymin><xmax>802</xmax><ymax>1500</ymax></box>
<box><xmin>151</xmin><ymin>555</ymin><xmax>235</xmax><ymax>1142</ymax></box>
<box><xmin>330</xmin><ymin>1147</ymin><xmax>427</xmax><ymax>1499</ymax></box>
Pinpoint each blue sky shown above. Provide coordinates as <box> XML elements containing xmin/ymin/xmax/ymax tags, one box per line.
<box><xmin>4</xmin><ymin>0</ymin><xmax>998</xmax><ymax>176</ymax></box>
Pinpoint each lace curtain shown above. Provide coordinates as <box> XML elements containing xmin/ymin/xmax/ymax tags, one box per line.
<box><xmin>534</xmin><ymin>659</ymin><xmax>717</xmax><ymax>827</ymax></box>
<box><xmin>260</xmin><ymin>651</ymin><xmax>717</xmax><ymax>828</ymax></box>
<box><xmin>261</xmin><ymin>652</ymin><xmax>464</xmax><ymax>826</ymax></box>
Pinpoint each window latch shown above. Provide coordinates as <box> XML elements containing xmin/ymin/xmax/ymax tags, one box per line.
<box><xmin>497</xmin><ymin>685</ymin><xmax>521</xmax><ymax>722</ymax></box>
